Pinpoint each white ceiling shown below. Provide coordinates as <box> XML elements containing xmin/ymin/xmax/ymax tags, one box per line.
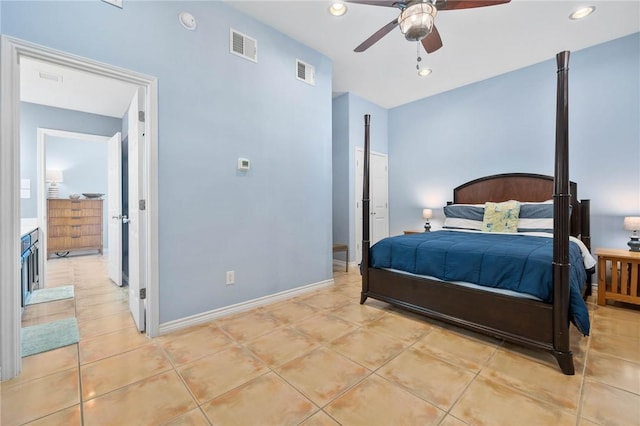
<box><xmin>229</xmin><ymin>0</ymin><xmax>640</xmax><ymax>108</ymax></box>
<box><xmin>19</xmin><ymin>0</ymin><xmax>640</xmax><ymax>116</ymax></box>
<box><xmin>20</xmin><ymin>56</ymin><xmax>137</xmax><ymax>118</ymax></box>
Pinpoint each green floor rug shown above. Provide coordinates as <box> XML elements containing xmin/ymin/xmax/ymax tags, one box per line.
<box><xmin>26</xmin><ymin>285</ymin><xmax>74</xmax><ymax>305</ymax></box>
<box><xmin>21</xmin><ymin>317</ymin><xmax>79</xmax><ymax>357</ymax></box>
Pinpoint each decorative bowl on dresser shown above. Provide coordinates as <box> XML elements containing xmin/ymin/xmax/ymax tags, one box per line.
<box><xmin>47</xmin><ymin>198</ymin><xmax>103</xmax><ymax>258</ymax></box>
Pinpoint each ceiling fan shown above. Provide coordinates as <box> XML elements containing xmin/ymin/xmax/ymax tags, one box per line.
<box><xmin>346</xmin><ymin>0</ymin><xmax>511</xmax><ymax>53</ymax></box>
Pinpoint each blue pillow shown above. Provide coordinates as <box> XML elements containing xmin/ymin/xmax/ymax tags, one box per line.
<box><xmin>443</xmin><ymin>204</ymin><xmax>484</xmax><ymax>231</ymax></box>
<box><xmin>517</xmin><ymin>202</ymin><xmax>554</xmax><ymax>233</ymax></box>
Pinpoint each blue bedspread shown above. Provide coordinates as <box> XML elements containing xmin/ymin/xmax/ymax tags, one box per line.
<box><xmin>369</xmin><ymin>231</ymin><xmax>590</xmax><ymax>335</ymax></box>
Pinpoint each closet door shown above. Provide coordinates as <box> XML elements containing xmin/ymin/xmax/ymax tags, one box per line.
<box><xmin>355</xmin><ymin>148</ymin><xmax>389</xmax><ymax>265</ymax></box>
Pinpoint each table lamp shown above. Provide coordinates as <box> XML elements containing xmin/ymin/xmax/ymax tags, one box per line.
<box><xmin>624</xmin><ymin>216</ymin><xmax>640</xmax><ymax>252</ymax></box>
<box><xmin>422</xmin><ymin>208</ymin><xmax>433</xmax><ymax>232</ymax></box>
<box><xmin>46</xmin><ymin>169</ymin><xmax>63</xmax><ymax>199</ymax></box>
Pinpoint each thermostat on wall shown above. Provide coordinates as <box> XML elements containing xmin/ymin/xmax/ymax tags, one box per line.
<box><xmin>237</xmin><ymin>158</ymin><xmax>250</xmax><ymax>171</ymax></box>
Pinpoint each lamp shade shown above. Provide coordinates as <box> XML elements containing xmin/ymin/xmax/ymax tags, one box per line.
<box><xmin>422</xmin><ymin>208</ymin><xmax>433</xmax><ymax>220</ymax></box>
<box><xmin>624</xmin><ymin>216</ymin><xmax>640</xmax><ymax>231</ymax></box>
<box><xmin>398</xmin><ymin>3</ymin><xmax>436</xmax><ymax>41</ymax></box>
<box><xmin>46</xmin><ymin>169</ymin><xmax>64</xmax><ymax>183</ymax></box>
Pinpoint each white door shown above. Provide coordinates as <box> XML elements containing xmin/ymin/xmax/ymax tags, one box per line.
<box><xmin>107</xmin><ymin>132</ymin><xmax>122</xmax><ymax>286</ymax></box>
<box><xmin>355</xmin><ymin>148</ymin><xmax>389</xmax><ymax>264</ymax></box>
<box><xmin>127</xmin><ymin>89</ymin><xmax>146</xmax><ymax>332</ymax></box>
<box><xmin>371</xmin><ymin>154</ymin><xmax>389</xmax><ymax>243</ymax></box>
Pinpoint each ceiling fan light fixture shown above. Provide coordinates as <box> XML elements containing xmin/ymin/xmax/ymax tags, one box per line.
<box><xmin>569</xmin><ymin>6</ymin><xmax>595</xmax><ymax>20</ymax></box>
<box><xmin>398</xmin><ymin>3</ymin><xmax>437</xmax><ymax>42</ymax></box>
<box><xmin>329</xmin><ymin>2</ymin><xmax>347</xmax><ymax>17</ymax></box>
<box><xmin>418</xmin><ymin>68</ymin><xmax>432</xmax><ymax>77</ymax></box>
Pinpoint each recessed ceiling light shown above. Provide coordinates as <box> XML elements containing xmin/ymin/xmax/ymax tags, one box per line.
<box><xmin>329</xmin><ymin>2</ymin><xmax>347</xmax><ymax>17</ymax></box>
<box><xmin>179</xmin><ymin>12</ymin><xmax>197</xmax><ymax>30</ymax></box>
<box><xmin>569</xmin><ymin>6</ymin><xmax>595</xmax><ymax>20</ymax></box>
<box><xmin>418</xmin><ymin>68</ymin><xmax>432</xmax><ymax>77</ymax></box>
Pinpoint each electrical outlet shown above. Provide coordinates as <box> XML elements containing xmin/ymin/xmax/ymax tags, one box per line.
<box><xmin>226</xmin><ymin>271</ymin><xmax>235</xmax><ymax>285</ymax></box>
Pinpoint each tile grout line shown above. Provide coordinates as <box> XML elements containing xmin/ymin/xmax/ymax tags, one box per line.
<box><xmin>72</xmin><ymin>268</ymin><xmax>87</xmax><ymax>426</ymax></box>
<box><xmin>20</xmin><ymin>263</ymin><xmax>638</xmax><ymax>425</ymax></box>
<box><xmin>444</xmin><ymin>341</ymin><xmax>502</xmax><ymax>421</ymax></box>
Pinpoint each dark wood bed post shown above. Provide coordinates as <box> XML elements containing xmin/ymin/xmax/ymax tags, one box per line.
<box><xmin>360</xmin><ymin>114</ymin><xmax>371</xmax><ymax>304</ymax></box>
<box><xmin>552</xmin><ymin>50</ymin><xmax>574</xmax><ymax>375</ymax></box>
<box><xmin>580</xmin><ymin>199</ymin><xmax>591</xmax><ymax>251</ymax></box>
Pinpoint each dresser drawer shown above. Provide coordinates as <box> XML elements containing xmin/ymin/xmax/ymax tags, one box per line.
<box><xmin>48</xmin><ymin>224</ymin><xmax>102</xmax><ymax>238</ymax></box>
<box><xmin>48</xmin><ymin>235</ymin><xmax>102</xmax><ymax>251</ymax></box>
<box><xmin>49</xmin><ymin>216</ymin><xmax>102</xmax><ymax>226</ymax></box>
<box><xmin>48</xmin><ymin>207</ymin><xmax>103</xmax><ymax>218</ymax></box>
<box><xmin>47</xmin><ymin>199</ymin><xmax>102</xmax><ymax>209</ymax></box>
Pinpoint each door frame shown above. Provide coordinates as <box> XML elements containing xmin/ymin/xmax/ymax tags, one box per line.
<box><xmin>106</xmin><ymin>131</ymin><xmax>123</xmax><ymax>287</ymax></box>
<box><xmin>0</xmin><ymin>36</ymin><xmax>160</xmax><ymax>380</ymax></box>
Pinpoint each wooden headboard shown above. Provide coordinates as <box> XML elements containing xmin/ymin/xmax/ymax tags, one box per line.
<box><xmin>451</xmin><ymin>173</ymin><xmax>590</xmax><ymax>247</ymax></box>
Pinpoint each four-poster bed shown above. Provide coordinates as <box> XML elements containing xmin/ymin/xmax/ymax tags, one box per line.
<box><xmin>360</xmin><ymin>51</ymin><xmax>594</xmax><ymax>375</ymax></box>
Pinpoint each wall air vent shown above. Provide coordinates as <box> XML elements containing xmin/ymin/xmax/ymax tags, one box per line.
<box><xmin>296</xmin><ymin>59</ymin><xmax>315</xmax><ymax>86</ymax></box>
<box><xmin>38</xmin><ymin>72</ymin><xmax>62</xmax><ymax>83</ymax></box>
<box><xmin>230</xmin><ymin>29</ymin><xmax>257</xmax><ymax>63</ymax></box>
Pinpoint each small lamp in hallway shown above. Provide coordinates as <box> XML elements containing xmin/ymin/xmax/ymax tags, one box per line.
<box><xmin>46</xmin><ymin>169</ymin><xmax>64</xmax><ymax>199</ymax></box>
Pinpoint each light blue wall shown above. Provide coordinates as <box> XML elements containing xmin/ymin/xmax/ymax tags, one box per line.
<box><xmin>349</xmin><ymin>92</ymin><xmax>389</xmax><ymax>156</ymax></box>
<box><xmin>20</xmin><ymin>102</ymin><xmax>121</xmax><ymax>237</ymax></box>
<box><xmin>331</xmin><ymin>93</ymin><xmax>389</xmax><ymax>260</ymax></box>
<box><xmin>388</xmin><ymin>33</ymin><xmax>640</xmax><ymax>252</ymax></box>
<box><xmin>46</xmin><ymin>136</ymin><xmax>108</xmax><ymax>199</ymax></box>
<box><xmin>3</xmin><ymin>1</ymin><xmax>332</xmax><ymax>324</ymax></box>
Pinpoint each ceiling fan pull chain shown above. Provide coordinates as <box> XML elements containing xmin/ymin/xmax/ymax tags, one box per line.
<box><xmin>416</xmin><ymin>42</ymin><xmax>423</xmax><ymax>71</ymax></box>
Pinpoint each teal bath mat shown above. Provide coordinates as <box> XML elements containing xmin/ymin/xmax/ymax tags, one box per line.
<box><xmin>21</xmin><ymin>317</ymin><xmax>79</xmax><ymax>357</ymax></box>
<box><xmin>26</xmin><ymin>285</ymin><xmax>74</xmax><ymax>305</ymax></box>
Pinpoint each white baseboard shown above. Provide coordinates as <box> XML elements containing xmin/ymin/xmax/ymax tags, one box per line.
<box><xmin>332</xmin><ymin>259</ymin><xmax>358</xmax><ymax>271</ymax></box>
<box><xmin>332</xmin><ymin>259</ymin><xmax>347</xmax><ymax>270</ymax></box>
<box><xmin>158</xmin><ymin>278</ymin><xmax>334</xmax><ymax>335</ymax></box>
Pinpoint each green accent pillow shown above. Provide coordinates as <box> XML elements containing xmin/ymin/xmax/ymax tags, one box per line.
<box><xmin>482</xmin><ymin>201</ymin><xmax>521</xmax><ymax>233</ymax></box>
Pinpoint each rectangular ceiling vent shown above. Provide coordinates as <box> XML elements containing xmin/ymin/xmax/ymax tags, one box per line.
<box><xmin>230</xmin><ymin>29</ymin><xmax>257</xmax><ymax>63</ymax></box>
<box><xmin>38</xmin><ymin>72</ymin><xmax>62</xmax><ymax>83</ymax></box>
<box><xmin>296</xmin><ymin>59</ymin><xmax>315</xmax><ymax>86</ymax></box>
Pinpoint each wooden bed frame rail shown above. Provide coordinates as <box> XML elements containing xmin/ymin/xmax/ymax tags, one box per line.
<box><xmin>361</xmin><ymin>51</ymin><xmax>590</xmax><ymax>375</ymax></box>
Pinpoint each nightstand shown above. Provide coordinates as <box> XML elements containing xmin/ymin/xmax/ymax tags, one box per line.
<box><xmin>403</xmin><ymin>230</ymin><xmax>424</xmax><ymax>235</ymax></box>
<box><xmin>595</xmin><ymin>248</ymin><xmax>640</xmax><ymax>306</ymax></box>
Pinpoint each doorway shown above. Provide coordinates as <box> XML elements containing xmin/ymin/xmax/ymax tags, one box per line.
<box><xmin>36</xmin><ymin>129</ymin><xmax>114</xmax><ymax>283</ymax></box>
<box><xmin>355</xmin><ymin>147</ymin><xmax>389</xmax><ymax>265</ymax></box>
<box><xmin>0</xmin><ymin>36</ymin><xmax>159</xmax><ymax>381</ymax></box>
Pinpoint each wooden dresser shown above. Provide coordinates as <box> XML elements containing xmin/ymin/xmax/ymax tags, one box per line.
<box><xmin>47</xmin><ymin>199</ymin><xmax>103</xmax><ymax>258</ymax></box>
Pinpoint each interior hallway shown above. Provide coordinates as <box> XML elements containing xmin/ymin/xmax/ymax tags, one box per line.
<box><xmin>1</xmin><ymin>254</ymin><xmax>639</xmax><ymax>425</ymax></box>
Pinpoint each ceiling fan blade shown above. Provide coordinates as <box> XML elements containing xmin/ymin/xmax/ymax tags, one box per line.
<box><xmin>354</xmin><ymin>18</ymin><xmax>399</xmax><ymax>52</ymax></box>
<box><xmin>345</xmin><ymin>0</ymin><xmax>401</xmax><ymax>7</ymax></box>
<box><xmin>421</xmin><ymin>25</ymin><xmax>443</xmax><ymax>53</ymax></box>
<box><xmin>436</xmin><ymin>0</ymin><xmax>510</xmax><ymax>11</ymax></box>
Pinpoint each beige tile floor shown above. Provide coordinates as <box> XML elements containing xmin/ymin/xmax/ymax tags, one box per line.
<box><xmin>2</xmin><ymin>255</ymin><xmax>640</xmax><ymax>425</ymax></box>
